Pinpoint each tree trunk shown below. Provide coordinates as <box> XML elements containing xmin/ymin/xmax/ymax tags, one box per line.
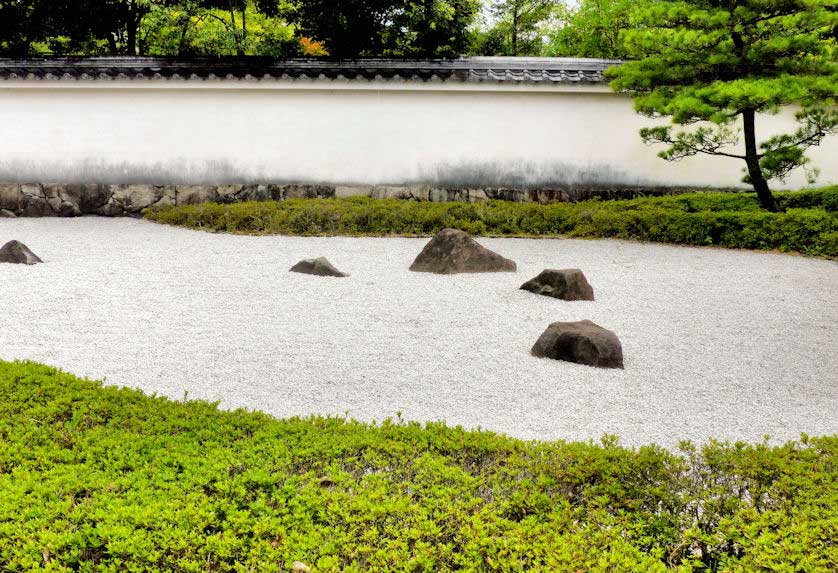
<box><xmin>107</xmin><ymin>34</ymin><xmax>119</xmax><ymax>55</ymax></box>
<box><xmin>241</xmin><ymin>2</ymin><xmax>247</xmax><ymax>53</ymax></box>
<box><xmin>127</xmin><ymin>4</ymin><xmax>138</xmax><ymax>56</ymax></box>
<box><xmin>127</xmin><ymin>25</ymin><xmax>137</xmax><ymax>56</ymax></box>
<box><xmin>511</xmin><ymin>12</ymin><xmax>518</xmax><ymax>56</ymax></box>
<box><xmin>178</xmin><ymin>17</ymin><xmax>191</xmax><ymax>56</ymax></box>
<box><xmin>423</xmin><ymin>0</ymin><xmax>434</xmax><ymax>57</ymax></box>
<box><xmin>742</xmin><ymin>109</ymin><xmax>776</xmax><ymax>212</ymax></box>
<box><xmin>227</xmin><ymin>1</ymin><xmax>243</xmax><ymax>56</ymax></box>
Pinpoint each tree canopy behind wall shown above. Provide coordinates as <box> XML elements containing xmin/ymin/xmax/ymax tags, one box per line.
<box><xmin>0</xmin><ymin>0</ymin><xmax>301</xmax><ymax>56</ymax></box>
<box><xmin>545</xmin><ymin>0</ymin><xmax>635</xmax><ymax>59</ymax></box>
<box><xmin>473</xmin><ymin>0</ymin><xmax>560</xmax><ymax>56</ymax></box>
<box><xmin>0</xmin><ymin>0</ymin><xmax>481</xmax><ymax>57</ymax></box>
<box><xmin>1</xmin><ymin>0</ymin><xmax>181</xmax><ymax>55</ymax></box>
<box><xmin>293</xmin><ymin>0</ymin><xmax>481</xmax><ymax>58</ymax></box>
<box><xmin>0</xmin><ymin>0</ymin><xmax>642</xmax><ymax>58</ymax></box>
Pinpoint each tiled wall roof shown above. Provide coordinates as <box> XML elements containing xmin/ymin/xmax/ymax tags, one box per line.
<box><xmin>0</xmin><ymin>57</ymin><xmax>620</xmax><ymax>84</ymax></box>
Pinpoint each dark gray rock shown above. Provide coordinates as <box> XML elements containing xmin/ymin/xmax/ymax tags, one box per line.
<box><xmin>95</xmin><ymin>201</ymin><xmax>125</xmax><ymax>217</ymax></box>
<box><xmin>531</xmin><ymin>320</ymin><xmax>623</xmax><ymax>369</ymax></box>
<box><xmin>43</xmin><ymin>184</ymin><xmax>62</xmax><ymax>201</ymax></box>
<box><xmin>154</xmin><ymin>187</ymin><xmax>177</xmax><ymax>209</ymax></box>
<box><xmin>290</xmin><ymin>257</ymin><xmax>348</xmax><ymax>277</ymax></box>
<box><xmin>216</xmin><ymin>185</ymin><xmax>244</xmax><ymax>204</ymax></box>
<box><xmin>59</xmin><ymin>201</ymin><xmax>82</xmax><ymax>217</ymax></box>
<box><xmin>521</xmin><ymin>269</ymin><xmax>594</xmax><ymax>301</ymax></box>
<box><xmin>46</xmin><ymin>196</ymin><xmax>63</xmax><ymax>213</ymax></box>
<box><xmin>238</xmin><ymin>185</ymin><xmax>273</xmax><ymax>202</ymax></box>
<box><xmin>112</xmin><ymin>185</ymin><xmax>163</xmax><ymax>213</ymax></box>
<box><xmin>75</xmin><ymin>184</ymin><xmax>112</xmax><ymax>214</ymax></box>
<box><xmin>0</xmin><ymin>240</ymin><xmax>43</xmax><ymax>265</ymax></box>
<box><xmin>409</xmin><ymin>228</ymin><xmax>516</xmax><ymax>274</ymax></box>
<box><xmin>0</xmin><ymin>184</ymin><xmax>21</xmax><ymax>211</ymax></box>
<box><xmin>57</xmin><ymin>183</ymin><xmax>83</xmax><ymax>205</ymax></box>
<box><xmin>20</xmin><ymin>196</ymin><xmax>54</xmax><ymax>217</ymax></box>
<box><xmin>268</xmin><ymin>185</ymin><xmax>286</xmax><ymax>201</ymax></box>
<box><xmin>20</xmin><ymin>183</ymin><xmax>44</xmax><ymax>199</ymax></box>
<box><xmin>175</xmin><ymin>185</ymin><xmax>218</xmax><ymax>206</ymax></box>
<box><xmin>282</xmin><ymin>184</ymin><xmax>335</xmax><ymax>199</ymax></box>
<box><xmin>484</xmin><ymin>188</ymin><xmax>527</xmax><ymax>202</ymax></box>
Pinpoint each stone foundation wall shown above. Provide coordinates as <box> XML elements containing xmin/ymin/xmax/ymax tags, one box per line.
<box><xmin>0</xmin><ymin>182</ymin><xmax>702</xmax><ymax>218</ymax></box>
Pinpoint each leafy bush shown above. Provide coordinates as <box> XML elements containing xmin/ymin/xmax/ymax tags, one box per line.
<box><xmin>1</xmin><ymin>361</ymin><xmax>836</xmax><ymax>571</ymax></box>
<box><xmin>145</xmin><ymin>187</ymin><xmax>838</xmax><ymax>257</ymax></box>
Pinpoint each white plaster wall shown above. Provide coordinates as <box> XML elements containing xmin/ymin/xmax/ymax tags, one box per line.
<box><xmin>0</xmin><ymin>81</ymin><xmax>835</xmax><ymax>189</ymax></box>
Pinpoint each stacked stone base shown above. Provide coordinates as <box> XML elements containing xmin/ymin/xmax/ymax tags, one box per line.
<box><xmin>0</xmin><ymin>182</ymin><xmax>694</xmax><ymax>218</ymax></box>
<box><xmin>0</xmin><ymin>183</ymin><xmax>335</xmax><ymax>218</ymax></box>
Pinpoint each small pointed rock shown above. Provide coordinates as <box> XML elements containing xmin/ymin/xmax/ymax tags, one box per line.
<box><xmin>0</xmin><ymin>240</ymin><xmax>43</xmax><ymax>265</ymax></box>
<box><xmin>289</xmin><ymin>257</ymin><xmax>348</xmax><ymax>277</ymax></box>
<box><xmin>532</xmin><ymin>320</ymin><xmax>623</xmax><ymax>369</ymax></box>
<box><xmin>409</xmin><ymin>228</ymin><xmax>516</xmax><ymax>274</ymax></box>
<box><xmin>521</xmin><ymin>269</ymin><xmax>594</xmax><ymax>301</ymax></box>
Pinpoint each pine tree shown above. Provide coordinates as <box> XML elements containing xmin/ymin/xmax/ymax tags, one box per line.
<box><xmin>609</xmin><ymin>0</ymin><xmax>838</xmax><ymax>210</ymax></box>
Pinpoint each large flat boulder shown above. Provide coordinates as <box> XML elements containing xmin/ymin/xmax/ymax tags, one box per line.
<box><xmin>531</xmin><ymin>320</ymin><xmax>623</xmax><ymax>369</ymax></box>
<box><xmin>521</xmin><ymin>269</ymin><xmax>594</xmax><ymax>301</ymax></box>
<box><xmin>290</xmin><ymin>257</ymin><xmax>348</xmax><ymax>277</ymax></box>
<box><xmin>409</xmin><ymin>228</ymin><xmax>516</xmax><ymax>274</ymax></box>
<box><xmin>0</xmin><ymin>240</ymin><xmax>43</xmax><ymax>265</ymax></box>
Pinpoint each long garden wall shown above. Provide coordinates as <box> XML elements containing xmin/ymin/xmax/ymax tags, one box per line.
<box><xmin>0</xmin><ymin>57</ymin><xmax>835</xmax><ymax>217</ymax></box>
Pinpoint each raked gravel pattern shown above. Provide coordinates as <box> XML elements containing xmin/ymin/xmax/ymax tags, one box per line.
<box><xmin>1</xmin><ymin>218</ymin><xmax>837</xmax><ymax>447</ymax></box>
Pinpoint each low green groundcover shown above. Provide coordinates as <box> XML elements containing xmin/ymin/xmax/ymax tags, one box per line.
<box><xmin>145</xmin><ymin>186</ymin><xmax>838</xmax><ymax>257</ymax></box>
<box><xmin>0</xmin><ymin>361</ymin><xmax>835</xmax><ymax>571</ymax></box>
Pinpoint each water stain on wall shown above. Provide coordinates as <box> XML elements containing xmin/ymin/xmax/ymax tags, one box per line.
<box><xmin>0</xmin><ymin>158</ymin><xmax>251</xmax><ymax>185</ymax></box>
<box><xmin>412</xmin><ymin>159</ymin><xmax>664</xmax><ymax>189</ymax></box>
<box><xmin>0</xmin><ymin>156</ymin><xmax>730</xmax><ymax>190</ymax></box>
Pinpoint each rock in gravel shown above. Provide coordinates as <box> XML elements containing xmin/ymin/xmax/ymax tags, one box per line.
<box><xmin>520</xmin><ymin>269</ymin><xmax>594</xmax><ymax>301</ymax></box>
<box><xmin>531</xmin><ymin>320</ymin><xmax>623</xmax><ymax>369</ymax></box>
<box><xmin>0</xmin><ymin>209</ymin><xmax>16</xmax><ymax>218</ymax></box>
<box><xmin>409</xmin><ymin>228</ymin><xmax>516</xmax><ymax>274</ymax></box>
<box><xmin>0</xmin><ymin>240</ymin><xmax>43</xmax><ymax>265</ymax></box>
<box><xmin>290</xmin><ymin>257</ymin><xmax>348</xmax><ymax>277</ymax></box>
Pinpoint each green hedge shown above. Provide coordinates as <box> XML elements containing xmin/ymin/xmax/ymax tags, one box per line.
<box><xmin>1</xmin><ymin>361</ymin><xmax>835</xmax><ymax>571</ymax></box>
<box><xmin>145</xmin><ymin>187</ymin><xmax>838</xmax><ymax>257</ymax></box>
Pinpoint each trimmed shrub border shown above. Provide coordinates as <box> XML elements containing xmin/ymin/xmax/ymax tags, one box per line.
<box><xmin>145</xmin><ymin>186</ymin><xmax>838</xmax><ymax>257</ymax></box>
<box><xmin>1</xmin><ymin>361</ymin><xmax>836</xmax><ymax>571</ymax></box>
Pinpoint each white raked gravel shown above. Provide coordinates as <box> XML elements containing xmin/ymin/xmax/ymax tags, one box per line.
<box><xmin>1</xmin><ymin>217</ymin><xmax>837</xmax><ymax>447</ymax></box>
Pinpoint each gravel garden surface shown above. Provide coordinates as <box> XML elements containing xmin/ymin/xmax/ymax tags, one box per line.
<box><xmin>2</xmin><ymin>217</ymin><xmax>836</xmax><ymax>446</ymax></box>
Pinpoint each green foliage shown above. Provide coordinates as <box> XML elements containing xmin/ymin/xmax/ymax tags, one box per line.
<box><xmin>608</xmin><ymin>0</ymin><xmax>838</xmax><ymax>208</ymax></box>
<box><xmin>293</xmin><ymin>0</ymin><xmax>481</xmax><ymax>58</ymax></box>
<box><xmin>0</xmin><ymin>0</ymin><xmax>302</xmax><ymax>56</ymax></box>
<box><xmin>0</xmin><ymin>0</ymin><xmax>485</xmax><ymax>57</ymax></box>
<box><xmin>472</xmin><ymin>0</ymin><xmax>561</xmax><ymax>56</ymax></box>
<box><xmin>145</xmin><ymin>187</ymin><xmax>838</xmax><ymax>257</ymax></box>
<box><xmin>141</xmin><ymin>1</ymin><xmax>301</xmax><ymax>56</ymax></box>
<box><xmin>545</xmin><ymin>0</ymin><xmax>634</xmax><ymax>59</ymax></box>
<box><xmin>1</xmin><ymin>361</ymin><xmax>836</xmax><ymax>571</ymax></box>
